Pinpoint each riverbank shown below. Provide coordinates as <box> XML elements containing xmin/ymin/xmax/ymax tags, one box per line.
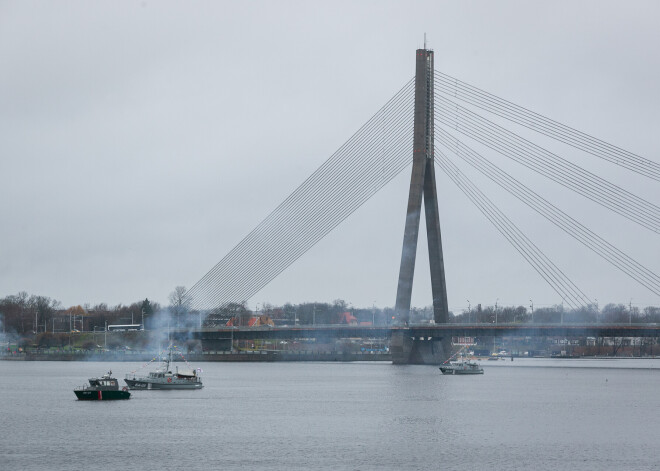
<box><xmin>4</xmin><ymin>351</ymin><xmax>658</xmax><ymax>362</ymax></box>
<box><xmin>0</xmin><ymin>350</ymin><xmax>392</xmax><ymax>362</ymax></box>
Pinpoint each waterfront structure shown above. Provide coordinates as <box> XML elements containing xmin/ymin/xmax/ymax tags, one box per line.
<box><xmin>391</xmin><ymin>47</ymin><xmax>451</xmax><ymax>364</ymax></box>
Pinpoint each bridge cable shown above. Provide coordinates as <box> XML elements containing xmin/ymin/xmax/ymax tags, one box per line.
<box><xmin>435</xmin><ymin>96</ymin><xmax>660</xmax><ymax>233</ymax></box>
<box><xmin>191</xmin><ymin>85</ymin><xmax>416</xmax><ymax>310</ymax></box>
<box><xmin>436</xmin><ymin>127</ymin><xmax>660</xmax><ymax>296</ymax></box>
<box><xmin>187</xmin><ymin>81</ymin><xmax>413</xmax><ymax>308</ymax></box>
<box><xmin>434</xmin><ymin>149</ymin><xmax>588</xmax><ymax>309</ymax></box>
<box><xmin>202</xmin><ymin>114</ymin><xmax>414</xmax><ymax>311</ymax></box>
<box><xmin>197</xmin><ymin>127</ymin><xmax>413</xmax><ymax>314</ymax></box>
<box><xmin>434</xmin><ymin>95</ymin><xmax>660</xmax><ymax>229</ymax></box>
<box><xmin>189</xmin><ymin>96</ymin><xmax>412</xmax><ymax>310</ymax></box>
<box><xmin>434</xmin><ymin>71</ymin><xmax>660</xmax><ymax>182</ymax></box>
<box><xmin>434</xmin><ymin>148</ymin><xmax>590</xmax><ymax>308</ymax></box>
<box><xmin>434</xmin><ymin>95</ymin><xmax>660</xmax><ymax>227</ymax></box>
<box><xmin>188</xmin><ymin>71</ymin><xmax>650</xmax><ymax>313</ymax></box>
<box><xmin>191</xmin><ymin>97</ymin><xmax>413</xmax><ymax>311</ymax></box>
<box><xmin>437</xmin><ymin>127</ymin><xmax>660</xmax><ymax>295</ymax></box>
<box><xmin>186</xmin><ymin>80</ymin><xmax>416</xmax><ymax>311</ymax></box>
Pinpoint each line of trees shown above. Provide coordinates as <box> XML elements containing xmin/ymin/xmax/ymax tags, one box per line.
<box><xmin>201</xmin><ymin>300</ymin><xmax>659</xmax><ymax>326</ymax></box>
<box><xmin>201</xmin><ymin>299</ymin><xmax>392</xmax><ymax>327</ymax></box>
<box><xmin>3</xmin><ymin>290</ymin><xmax>660</xmax><ymax>336</ymax></box>
<box><xmin>0</xmin><ymin>292</ymin><xmax>160</xmax><ymax>336</ymax></box>
<box><xmin>451</xmin><ymin>303</ymin><xmax>660</xmax><ymax>324</ymax></box>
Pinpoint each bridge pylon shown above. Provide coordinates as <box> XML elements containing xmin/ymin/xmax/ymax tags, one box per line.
<box><xmin>391</xmin><ymin>47</ymin><xmax>451</xmax><ymax>365</ymax></box>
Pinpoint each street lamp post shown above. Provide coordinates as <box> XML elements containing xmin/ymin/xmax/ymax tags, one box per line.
<box><xmin>629</xmin><ymin>299</ymin><xmax>633</xmax><ymax>324</ymax></box>
<box><xmin>467</xmin><ymin>300</ymin><xmax>471</xmax><ymax>324</ymax></box>
<box><xmin>529</xmin><ymin>299</ymin><xmax>534</xmax><ymax>324</ymax></box>
<box><xmin>495</xmin><ymin>299</ymin><xmax>499</xmax><ymax>324</ymax></box>
<box><xmin>595</xmin><ymin>299</ymin><xmax>599</xmax><ymax>323</ymax></box>
<box><xmin>230</xmin><ymin>326</ymin><xmax>234</xmax><ymax>353</ymax></box>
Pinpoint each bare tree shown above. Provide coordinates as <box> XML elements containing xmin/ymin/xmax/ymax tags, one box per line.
<box><xmin>169</xmin><ymin>286</ymin><xmax>191</xmax><ymax>328</ymax></box>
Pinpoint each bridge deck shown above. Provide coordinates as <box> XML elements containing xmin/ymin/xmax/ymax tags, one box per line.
<box><xmin>178</xmin><ymin>323</ymin><xmax>660</xmax><ymax>341</ymax></box>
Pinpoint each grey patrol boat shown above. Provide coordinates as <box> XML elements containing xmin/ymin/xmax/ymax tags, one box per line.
<box><xmin>124</xmin><ymin>347</ymin><xmax>203</xmax><ymax>390</ymax></box>
<box><xmin>439</xmin><ymin>346</ymin><xmax>484</xmax><ymax>375</ymax></box>
<box><xmin>439</xmin><ymin>358</ymin><xmax>484</xmax><ymax>375</ymax></box>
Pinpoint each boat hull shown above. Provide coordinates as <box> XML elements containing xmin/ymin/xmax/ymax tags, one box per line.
<box><xmin>439</xmin><ymin>367</ymin><xmax>483</xmax><ymax>375</ymax></box>
<box><xmin>124</xmin><ymin>378</ymin><xmax>203</xmax><ymax>390</ymax></box>
<box><xmin>74</xmin><ymin>390</ymin><xmax>131</xmax><ymax>400</ymax></box>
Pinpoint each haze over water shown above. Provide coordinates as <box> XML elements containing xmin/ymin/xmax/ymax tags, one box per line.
<box><xmin>2</xmin><ymin>359</ymin><xmax>659</xmax><ymax>470</ymax></box>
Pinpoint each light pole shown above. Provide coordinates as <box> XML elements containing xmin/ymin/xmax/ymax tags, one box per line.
<box><xmin>313</xmin><ymin>303</ymin><xmax>316</xmax><ymax>326</ymax></box>
<box><xmin>595</xmin><ymin>299</ymin><xmax>599</xmax><ymax>323</ymax></box>
<box><xmin>529</xmin><ymin>299</ymin><xmax>534</xmax><ymax>324</ymax></box>
<box><xmin>372</xmin><ymin>301</ymin><xmax>376</xmax><ymax>326</ymax></box>
<box><xmin>495</xmin><ymin>299</ymin><xmax>499</xmax><ymax>324</ymax></box>
<box><xmin>629</xmin><ymin>299</ymin><xmax>632</xmax><ymax>324</ymax></box>
<box><xmin>230</xmin><ymin>326</ymin><xmax>234</xmax><ymax>353</ymax></box>
<box><xmin>467</xmin><ymin>300</ymin><xmax>471</xmax><ymax>324</ymax></box>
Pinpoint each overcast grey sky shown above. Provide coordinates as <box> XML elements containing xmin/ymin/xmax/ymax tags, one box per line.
<box><xmin>1</xmin><ymin>0</ymin><xmax>659</xmax><ymax>312</ymax></box>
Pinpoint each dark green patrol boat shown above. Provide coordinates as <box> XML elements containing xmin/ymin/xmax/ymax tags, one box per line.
<box><xmin>74</xmin><ymin>371</ymin><xmax>131</xmax><ymax>400</ymax></box>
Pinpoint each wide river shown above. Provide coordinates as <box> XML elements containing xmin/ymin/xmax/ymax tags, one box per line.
<box><xmin>1</xmin><ymin>358</ymin><xmax>659</xmax><ymax>470</ymax></box>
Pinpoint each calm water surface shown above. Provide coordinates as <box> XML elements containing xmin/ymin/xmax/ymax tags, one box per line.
<box><xmin>1</xmin><ymin>359</ymin><xmax>659</xmax><ymax>470</ymax></box>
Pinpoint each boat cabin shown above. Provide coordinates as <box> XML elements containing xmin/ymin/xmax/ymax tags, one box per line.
<box><xmin>88</xmin><ymin>374</ymin><xmax>120</xmax><ymax>390</ymax></box>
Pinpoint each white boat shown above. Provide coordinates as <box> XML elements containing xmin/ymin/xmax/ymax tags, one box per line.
<box><xmin>439</xmin><ymin>359</ymin><xmax>484</xmax><ymax>375</ymax></box>
<box><xmin>124</xmin><ymin>347</ymin><xmax>203</xmax><ymax>390</ymax></box>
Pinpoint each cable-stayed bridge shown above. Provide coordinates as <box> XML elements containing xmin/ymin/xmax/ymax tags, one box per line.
<box><xmin>183</xmin><ymin>48</ymin><xmax>659</xmax><ymax>364</ymax></box>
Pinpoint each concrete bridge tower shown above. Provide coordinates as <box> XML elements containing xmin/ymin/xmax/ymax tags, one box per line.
<box><xmin>391</xmin><ymin>47</ymin><xmax>451</xmax><ymax>364</ymax></box>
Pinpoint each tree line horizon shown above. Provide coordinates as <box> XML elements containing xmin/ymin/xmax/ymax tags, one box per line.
<box><xmin>1</xmin><ymin>288</ymin><xmax>660</xmax><ymax>336</ymax></box>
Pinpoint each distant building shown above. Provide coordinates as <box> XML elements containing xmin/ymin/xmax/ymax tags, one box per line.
<box><xmin>338</xmin><ymin>312</ymin><xmax>358</xmax><ymax>325</ymax></box>
<box><xmin>226</xmin><ymin>315</ymin><xmax>274</xmax><ymax>327</ymax></box>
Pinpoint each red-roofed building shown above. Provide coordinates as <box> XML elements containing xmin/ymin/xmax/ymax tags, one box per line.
<box><xmin>338</xmin><ymin>312</ymin><xmax>358</xmax><ymax>325</ymax></box>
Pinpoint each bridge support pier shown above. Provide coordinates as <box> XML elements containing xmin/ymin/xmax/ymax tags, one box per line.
<box><xmin>390</xmin><ymin>330</ymin><xmax>451</xmax><ymax>365</ymax></box>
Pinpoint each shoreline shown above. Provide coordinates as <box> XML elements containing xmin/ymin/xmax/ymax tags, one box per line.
<box><xmin>0</xmin><ymin>351</ymin><xmax>392</xmax><ymax>362</ymax></box>
<box><xmin>2</xmin><ymin>352</ymin><xmax>658</xmax><ymax>362</ymax></box>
